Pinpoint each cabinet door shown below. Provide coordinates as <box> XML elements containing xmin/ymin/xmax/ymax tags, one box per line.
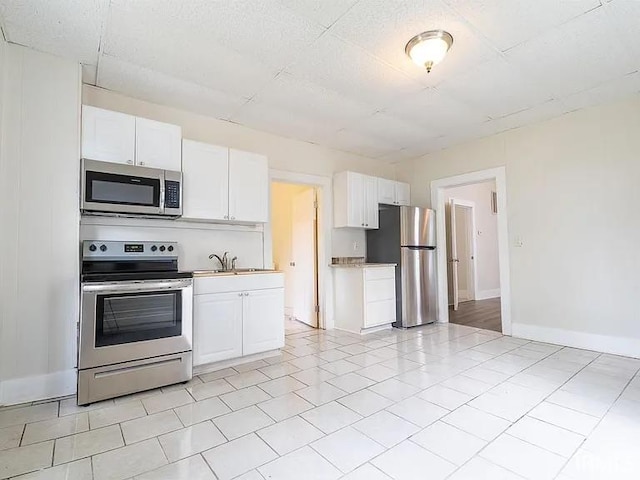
<box><xmin>347</xmin><ymin>172</ymin><xmax>365</xmax><ymax>228</ymax></box>
<box><xmin>193</xmin><ymin>292</ymin><xmax>243</xmax><ymax>366</ymax></box>
<box><xmin>228</xmin><ymin>149</ymin><xmax>269</xmax><ymax>223</ymax></box>
<box><xmin>363</xmin><ymin>175</ymin><xmax>379</xmax><ymax>229</ymax></box>
<box><xmin>135</xmin><ymin>117</ymin><xmax>182</xmax><ymax>170</ymax></box>
<box><xmin>81</xmin><ymin>105</ymin><xmax>135</xmax><ymax>164</ymax></box>
<box><xmin>396</xmin><ymin>182</ymin><xmax>411</xmax><ymax>206</ymax></box>
<box><xmin>182</xmin><ymin>140</ymin><xmax>229</xmax><ymax>220</ymax></box>
<box><xmin>242</xmin><ymin>288</ymin><xmax>285</xmax><ymax>355</ymax></box>
<box><xmin>378</xmin><ymin>178</ymin><xmax>396</xmax><ymax>205</ymax></box>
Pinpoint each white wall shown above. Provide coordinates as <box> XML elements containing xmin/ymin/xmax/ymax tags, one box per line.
<box><xmin>396</xmin><ymin>94</ymin><xmax>640</xmax><ymax>357</ymax></box>
<box><xmin>446</xmin><ymin>181</ymin><xmax>500</xmax><ymax>300</ymax></box>
<box><xmin>0</xmin><ymin>44</ymin><xmax>81</xmax><ymax>404</ymax></box>
<box><xmin>82</xmin><ymin>86</ymin><xmax>395</xmax><ymax>259</ymax></box>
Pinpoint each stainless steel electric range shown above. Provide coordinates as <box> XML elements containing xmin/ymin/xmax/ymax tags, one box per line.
<box><xmin>78</xmin><ymin>240</ymin><xmax>193</xmax><ymax>405</ymax></box>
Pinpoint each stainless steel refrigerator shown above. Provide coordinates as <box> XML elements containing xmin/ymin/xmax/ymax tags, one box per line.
<box><xmin>366</xmin><ymin>206</ymin><xmax>437</xmax><ymax>328</ymax></box>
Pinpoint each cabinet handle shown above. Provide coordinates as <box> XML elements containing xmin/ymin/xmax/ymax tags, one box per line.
<box><xmin>127</xmin><ymin>160</ymin><xmax>133</xmax><ymax>165</ymax></box>
<box><xmin>139</xmin><ymin>161</ymin><xmax>145</xmax><ymax>166</ymax></box>
<box><xmin>238</xmin><ymin>293</ymin><xmax>243</xmax><ymax>297</ymax></box>
<box><xmin>224</xmin><ymin>215</ymin><xmax>229</xmax><ymax>219</ymax></box>
<box><xmin>231</xmin><ymin>216</ymin><xmax>236</xmax><ymax>220</ymax></box>
<box><xmin>244</xmin><ymin>292</ymin><xmax>249</xmax><ymax>296</ymax></box>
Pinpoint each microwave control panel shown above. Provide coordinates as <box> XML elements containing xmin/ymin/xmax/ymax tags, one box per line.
<box><xmin>165</xmin><ymin>180</ymin><xmax>181</xmax><ymax>208</ymax></box>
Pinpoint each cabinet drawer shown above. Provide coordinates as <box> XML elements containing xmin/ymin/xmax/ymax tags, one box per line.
<box><xmin>365</xmin><ymin>299</ymin><xmax>396</xmax><ymax>328</ymax></box>
<box><xmin>365</xmin><ymin>278</ymin><xmax>395</xmax><ymax>302</ymax></box>
<box><xmin>364</xmin><ymin>267</ymin><xmax>395</xmax><ymax>281</ymax></box>
<box><xmin>194</xmin><ymin>273</ymin><xmax>284</xmax><ymax>295</ymax></box>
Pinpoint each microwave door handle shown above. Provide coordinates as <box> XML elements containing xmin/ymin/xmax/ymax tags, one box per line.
<box><xmin>159</xmin><ymin>173</ymin><xmax>166</xmax><ymax>214</ymax></box>
<box><xmin>82</xmin><ymin>279</ymin><xmax>192</xmax><ymax>294</ymax></box>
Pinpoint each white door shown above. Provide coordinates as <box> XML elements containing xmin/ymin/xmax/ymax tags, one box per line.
<box><xmin>135</xmin><ymin>117</ymin><xmax>182</xmax><ymax>170</ymax></box>
<box><xmin>291</xmin><ymin>188</ymin><xmax>318</xmax><ymax>327</ymax></box>
<box><xmin>243</xmin><ymin>288</ymin><xmax>285</xmax><ymax>355</ymax></box>
<box><xmin>396</xmin><ymin>182</ymin><xmax>411</xmax><ymax>206</ymax></box>
<box><xmin>228</xmin><ymin>149</ymin><xmax>269</xmax><ymax>223</ymax></box>
<box><xmin>448</xmin><ymin>198</ymin><xmax>460</xmax><ymax>310</ymax></box>
<box><xmin>378</xmin><ymin>178</ymin><xmax>396</xmax><ymax>205</ymax></box>
<box><xmin>193</xmin><ymin>292</ymin><xmax>243</xmax><ymax>365</ymax></box>
<box><xmin>182</xmin><ymin>140</ymin><xmax>229</xmax><ymax>221</ymax></box>
<box><xmin>363</xmin><ymin>175</ymin><xmax>379</xmax><ymax>229</ymax></box>
<box><xmin>81</xmin><ymin>105</ymin><xmax>135</xmax><ymax>164</ymax></box>
<box><xmin>455</xmin><ymin>205</ymin><xmax>476</xmax><ymax>302</ymax></box>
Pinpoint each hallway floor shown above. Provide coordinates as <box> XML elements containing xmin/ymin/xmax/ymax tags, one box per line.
<box><xmin>450</xmin><ymin>298</ymin><xmax>502</xmax><ymax>333</ymax></box>
<box><xmin>1</xmin><ymin>323</ymin><xmax>639</xmax><ymax>479</ymax></box>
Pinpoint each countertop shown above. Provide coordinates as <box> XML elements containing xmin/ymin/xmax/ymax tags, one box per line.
<box><xmin>329</xmin><ymin>263</ymin><xmax>397</xmax><ymax>268</ymax></box>
<box><xmin>192</xmin><ymin>269</ymin><xmax>282</xmax><ymax>278</ymax></box>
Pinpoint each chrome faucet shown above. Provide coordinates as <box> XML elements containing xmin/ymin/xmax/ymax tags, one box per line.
<box><xmin>209</xmin><ymin>251</ymin><xmax>231</xmax><ymax>271</ymax></box>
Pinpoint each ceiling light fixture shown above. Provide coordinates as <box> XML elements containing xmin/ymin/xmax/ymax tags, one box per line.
<box><xmin>405</xmin><ymin>30</ymin><xmax>454</xmax><ymax>73</ymax></box>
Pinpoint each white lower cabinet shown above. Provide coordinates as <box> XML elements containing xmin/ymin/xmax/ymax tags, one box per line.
<box><xmin>193</xmin><ymin>274</ymin><xmax>285</xmax><ymax>367</ymax></box>
<box><xmin>194</xmin><ymin>292</ymin><xmax>244</xmax><ymax>365</ymax></box>
<box><xmin>243</xmin><ymin>289</ymin><xmax>285</xmax><ymax>356</ymax></box>
<box><xmin>333</xmin><ymin>265</ymin><xmax>396</xmax><ymax>334</ymax></box>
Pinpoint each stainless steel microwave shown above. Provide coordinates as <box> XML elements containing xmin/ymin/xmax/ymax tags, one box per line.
<box><xmin>81</xmin><ymin>159</ymin><xmax>182</xmax><ymax>218</ymax></box>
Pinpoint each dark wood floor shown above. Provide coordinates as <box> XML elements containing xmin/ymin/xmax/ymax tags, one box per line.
<box><xmin>449</xmin><ymin>298</ymin><xmax>502</xmax><ymax>333</ymax></box>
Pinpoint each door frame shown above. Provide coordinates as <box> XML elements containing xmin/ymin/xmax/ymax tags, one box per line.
<box><xmin>448</xmin><ymin>199</ymin><xmax>478</xmax><ymax>304</ymax></box>
<box><xmin>431</xmin><ymin>167</ymin><xmax>512</xmax><ymax>335</ymax></box>
<box><xmin>264</xmin><ymin>170</ymin><xmax>332</xmax><ymax>330</ymax></box>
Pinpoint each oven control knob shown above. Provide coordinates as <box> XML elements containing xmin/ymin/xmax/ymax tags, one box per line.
<box><xmin>89</xmin><ymin>244</ymin><xmax>97</xmax><ymax>252</ymax></box>
<box><xmin>159</xmin><ymin>245</ymin><xmax>166</xmax><ymax>252</ymax></box>
<box><xmin>100</xmin><ymin>244</ymin><xmax>107</xmax><ymax>252</ymax></box>
<box><xmin>151</xmin><ymin>245</ymin><xmax>157</xmax><ymax>252</ymax></box>
<box><xmin>167</xmin><ymin>246</ymin><xmax>174</xmax><ymax>252</ymax></box>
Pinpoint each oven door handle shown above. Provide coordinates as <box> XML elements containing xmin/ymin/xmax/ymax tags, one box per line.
<box><xmin>82</xmin><ymin>279</ymin><xmax>192</xmax><ymax>294</ymax></box>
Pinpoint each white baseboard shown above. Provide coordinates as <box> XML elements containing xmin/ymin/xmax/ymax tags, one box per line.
<box><xmin>476</xmin><ymin>289</ymin><xmax>501</xmax><ymax>300</ymax></box>
<box><xmin>0</xmin><ymin>369</ymin><xmax>76</xmax><ymax>406</ymax></box>
<box><xmin>512</xmin><ymin>323</ymin><xmax>640</xmax><ymax>359</ymax></box>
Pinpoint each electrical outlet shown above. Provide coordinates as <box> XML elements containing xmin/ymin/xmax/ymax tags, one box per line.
<box><xmin>514</xmin><ymin>236</ymin><xmax>524</xmax><ymax>248</ymax></box>
<box><xmin>353</xmin><ymin>241</ymin><xmax>359</xmax><ymax>252</ymax></box>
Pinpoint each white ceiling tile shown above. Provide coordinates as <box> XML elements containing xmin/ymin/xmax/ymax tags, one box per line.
<box><xmin>109</xmin><ymin>0</ymin><xmax>324</xmax><ymax>71</ymax></box>
<box><xmin>97</xmin><ymin>54</ymin><xmax>248</xmax><ymax>121</ymax></box>
<box><xmin>436</xmin><ymin>57</ymin><xmax>554</xmax><ymax>118</ymax></box>
<box><xmin>328</xmin><ymin>0</ymin><xmax>500</xmax><ymax>86</ymax></box>
<box><xmin>603</xmin><ymin>0</ymin><xmax>640</xmax><ymax>68</ymax></box>
<box><xmin>230</xmin><ymin>100</ymin><xmax>343</xmax><ymax>144</ymax></box>
<box><xmin>286</xmin><ymin>33</ymin><xmax>424</xmax><ymax>107</ymax></box>
<box><xmin>505</xmin><ymin>7</ymin><xmax>637</xmax><ymax>97</ymax></box>
<box><xmin>384</xmin><ymin>88</ymin><xmax>490</xmax><ymax>136</ymax></box>
<box><xmin>103</xmin><ymin>3</ymin><xmax>278</xmax><ymax>99</ymax></box>
<box><xmin>443</xmin><ymin>0</ymin><xmax>602</xmax><ymax>51</ymax></box>
<box><xmin>318</xmin><ymin>128</ymin><xmax>402</xmax><ymax>158</ymax></box>
<box><xmin>562</xmin><ymin>71</ymin><xmax>640</xmax><ymax>112</ymax></box>
<box><xmin>348</xmin><ymin>112</ymin><xmax>442</xmax><ymax>148</ymax></box>
<box><xmin>491</xmin><ymin>99</ymin><xmax>570</xmax><ymax>132</ymax></box>
<box><xmin>0</xmin><ymin>0</ymin><xmax>107</xmax><ymax>65</ymax></box>
<box><xmin>278</xmin><ymin>0</ymin><xmax>359</xmax><ymax>28</ymax></box>
<box><xmin>245</xmin><ymin>72</ymin><xmax>377</xmax><ymax>127</ymax></box>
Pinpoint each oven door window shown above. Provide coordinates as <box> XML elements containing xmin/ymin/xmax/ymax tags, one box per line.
<box><xmin>95</xmin><ymin>291</ymin><xmax>182</xmax><ymax>347</ymax></box>
<box><xmin>85</xmin><ymin>170</ymin><xmax>161</xmax><ymax>207</ymax></box>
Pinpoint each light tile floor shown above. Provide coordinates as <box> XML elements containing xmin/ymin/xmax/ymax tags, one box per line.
<box><xmin>1</xmin><ymin>323</ymin><xmax>640</xmax><ymax>479</ymax></box>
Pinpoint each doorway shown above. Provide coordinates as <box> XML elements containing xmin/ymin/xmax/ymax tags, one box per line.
<box><xmin>431</xmin><ymin>167</ymin><xmax>512</xmax><ymax>335</ymax></box>
<box><xmin>271</xmin><ymin>182</ymin><xmax>319</xmax><ymax>333</ymax></box>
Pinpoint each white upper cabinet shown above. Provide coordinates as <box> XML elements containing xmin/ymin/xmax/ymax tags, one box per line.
<box><xmin>228</xmin><ymin>149</ymin><xmax>269</xmax><ymax>223</ymax></box>
<box><xmin>396</xmin><ymin>182</ymin><xmax>411</xmax><ymax>206</ymax></box>
<box><xmin>334</xmin><ymin>171</ymin><xmax>379</xmax><ymax>229</ymax></box>
<box><xmin>363</xmin><ymin>175</ymin><xmax>379</xmax><ymax>229</ymax></box>
<box><xmin>378</xmin><ymin>178</ymin><xmax>411</xmax><ymax>206</ymax></box>
<box><xmin>81</xmin><ymin>105</ymin><xmax>135</xmax><ymax>164</ymax></box>
<box><xmin>378</xmin><ymin>178</ymin><xmax>396</xmax><ymax>205</ymax></box>
<box><xmin>181</xmin><ymin>142</ymin><xmax>269</xmax><ymax>224</ymax></box>
<box><xmin>81</xmin><ymin>105</ymin><xmax>181</xmax><ymax>170</ymax></box>
<box><xmin>182</xmin><ymin>140</ymin><xmax>229</xmax><ymax>221</ymax></box>
<box><xmin>135</xmin><ymin>117</ymin><xmax>182</xmax><ymax>170</ymax></box>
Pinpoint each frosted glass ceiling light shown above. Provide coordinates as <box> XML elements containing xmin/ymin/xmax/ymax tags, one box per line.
<box><xmin>405</xmin><ymin>30</ymin><xmax>454</xmax><ymax>73</ymax></box>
